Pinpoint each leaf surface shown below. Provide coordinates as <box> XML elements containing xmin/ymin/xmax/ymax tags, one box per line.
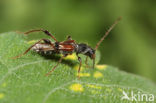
<box><xmin>0</xmin><ymin>32</ymin><xmax>156</xmax><ymax>103</ymax></box>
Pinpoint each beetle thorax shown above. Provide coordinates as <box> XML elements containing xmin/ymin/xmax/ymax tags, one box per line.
<box><xmin>76</xmin><ymin>43</ymin><xmax>95</xmax><ymax>59</ymax></box>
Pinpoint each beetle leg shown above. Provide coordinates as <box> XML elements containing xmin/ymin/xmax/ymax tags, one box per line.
<box><xmin>12</xmin><ymin>39</ymin><xmax>51</xmax><ymax>59</ymax></box>
<box><xmin>76</xmin><ymin>54</ymin><xmax>82</xmax><ymax>79</ymax></box>
<box><xmin>66</xmin><ymin>36</ymin><xmax>72</xmax><ymax>40</ymax></box>
<box><xmin>24</xmin><ymin>29</ymin><xmax>58</xmax><ymax>42</ymax></box>
<box><xmin>45</xmin><ymin>54</ymin><xmax>67</xmax><ymax>76</ymax></box>
<box><xmin>85</xmin><ymin>56</ymin><xmax>89</xmax><ymax>68</ymax></box>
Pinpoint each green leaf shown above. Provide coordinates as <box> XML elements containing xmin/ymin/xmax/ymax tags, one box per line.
<box><xmin>0</xmin><ymin>32</ymin><xmax>156</xmax><ymax>103</ymax></box>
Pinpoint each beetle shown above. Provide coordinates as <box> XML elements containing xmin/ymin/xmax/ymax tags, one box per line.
<box><xmin>13</xmin><ymin>17</ymin><xmax>121</xmax><ymax>78</ymax></box>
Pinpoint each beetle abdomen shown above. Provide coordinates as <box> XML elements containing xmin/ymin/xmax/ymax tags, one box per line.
<box><xmin>32</xmin><ymin>43</ymin><xmax>55</xmax><ymax>54</ymax></box>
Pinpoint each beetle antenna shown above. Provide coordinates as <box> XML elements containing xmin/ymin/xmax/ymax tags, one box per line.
<box><xmin>95</xmin><ymin>17</ymin><xmax>122</xmax><ymax>50</ymax></box>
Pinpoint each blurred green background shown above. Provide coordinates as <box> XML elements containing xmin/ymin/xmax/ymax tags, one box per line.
<box><xmin>0</xmin><ymin>0</ymin><xmax>156</xmax><ymax>82</ymax></box>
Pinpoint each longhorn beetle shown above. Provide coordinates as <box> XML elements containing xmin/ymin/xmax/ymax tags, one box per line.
<box><xmin>13</xmin><ymin>17</ymin><xmax>121</xmax><ymax>78</ymax></box>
